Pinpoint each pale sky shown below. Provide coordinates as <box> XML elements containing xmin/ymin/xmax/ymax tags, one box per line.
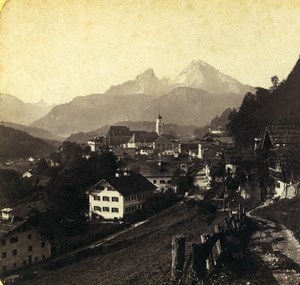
<box><xmin>0</xmin><ymin>0</ymin><xmax>300</xmax><ymax>104</ymax></box>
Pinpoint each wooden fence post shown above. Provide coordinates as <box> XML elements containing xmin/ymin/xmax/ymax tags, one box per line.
<box><xmin>214</xmin><ymin>225</ymin><xmax>222</xmax><ymax>255</ymax></box>
<box><xmin>171</xmin><ymin>235</ymin><xmax>186</xmax><ymax>281</ymax></box>
<box><xmin>191</xmin><ymin>243</ymin><xmax>206</xmax><ymax>278</ymax></box>
<box><xmin>201</xmin><ymin>234</ymin><xmax>214</xmax><ymax>271</ymax></box>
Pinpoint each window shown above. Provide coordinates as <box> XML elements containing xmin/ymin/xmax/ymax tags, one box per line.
<box><xmin>112</xmin><ymin>208</ymin><xmax>119</xmax><ymax>213</ymax></box>
<box><xmin>94</xmin><ymin>206</ymin><xmax>101</xmax><ymax>211</ymax></box>
<box><xmin>10</xmin><ymin>237</ymin><xmax>19</xmax><ymax>244</ymax></box>
<box><xmin>42</xmin><ymin>255</ymin><xmax>45</xmax><ymax>260</ymax></box>
<box><xmin>112</xmin><ymin>197</ymin><xmax>119</xmax><ymax>202</ymax></box>
<box><xmin>34</xmin><ymin>256</ymin><xmax>38</xmax><ymax>262</ymax></box>
<box><xmin>3</xmin><ymin>265</ymin><xmax>6</xmax><ymax>271</ymax></box>
<box><xmin>41</xmin><ymin>242</ymin><xmax>45</xmax><ymax>248</ymax></box>
<box><xmin>153</xmin><ymin>180</ymin><xmax>156</xmax><ymax>184</ymax></box>
<box><xmin>103</xmin><ymin>207</ymin><xmax>109</xmax><ymax>212</ymax></box>
<box><xmin>28</xmin><ymin>246</ymin><xmax>33</xmax><ymax>252</ymax></box>
<box><xmin>102</xmin><ymin>196</ymin><xmax>109</xmax><ymax>201</ymax></box>
<box><xmin>12</xmin><ymin>249</ymin><xmax>17</xmax><ymax>256</ymax></box>
<box><xmin>93</xmin><ymin>196</ymin><xmax>100</xmax><ymax>201</ymax></box>
<box><xmin>23</xmin><ymin>260</ymin><xmax>27</xmax><ymax>265</ymax></box>
<box><xmin>2</xmin><ymin>252</ymin><xmax>7</xmax><ymax>258</ymax></box>
<box><xmin>1</xmin><ymin>239</ymin><xmax>6</xmax><ymax>246</ymax></box>
<box><xmin>167</xmin><ymin>180</ymin><xmax>172</xmax><ymax>184</ymax></box>
<box><xmin>96</xmin><ymin>185</ymin><xmax>104</xmax><ymax>190</ymax></box>
<box><xmin>28</xmin><ymin>234</ymin><xmax>32</xmax><ymax>240</ymax></box>
<box><xmin>13</xmin><ymin>263</ymin><xmax>17</xmax><ymax>268</ymax></box>
<box><xmin>125</xmin><ymin>197</ymin><xmax>130</xmax><ymax>201</ymax></box>
<box><xmin>160</xmin><ymin>180</ymin><xmax>166</xmax><ymax>184</ymax></box>
<box><xmin>125</xmin><ymin>207</ymin><xmax>130</xmax><ymax>213</ymax></box>
<box><xmin>107</xmin><ymin>186</ymin><xmax>112</xmax><ymax>190</ymax></box>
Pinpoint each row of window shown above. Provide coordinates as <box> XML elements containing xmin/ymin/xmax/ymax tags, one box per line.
<box><xmin>125</xmin><ymin>205</ymin><xmax>138</xmax><ymax>212</ymax></box>
<box><xmin>2</xmin><ymin>255</ymin><xmax>46</xmax><ymax>271</ymax></box>
<box><xmin>1</xmin><ymin>237</ymin><xmax>18</xmax><ymax>246</ymax></box>
<box><xmin>93</xmin><ymin>196</ymin><xmax>119</xmax><ymax>202</ymax></box>
<box><xmin>93</xmin><ymin>206</ymin><xmax>119</xmax><ymax>213</ymax></box>
<box><xmin>125</xmin><ymin>192</ymin><xmax>151</xmax><ymax>202</ymax></box>
<box><xmin>152</xmin><ymin>179</ymin><xmax>172</xmax><ymax>184</ymax></box>
<box><xmin>1</xmin><ymin>234</ymin><xmax>33</xmax><ymax>247</ymax></box>
<box><xmin>95</xmin><ymin>185</ymin><xmax>113</xmax><ymax>191</ymax></box>
<box><xmin>1</xmin><ymin>242</ymin><xmax>45</xmax><ymax>258</ymax></box>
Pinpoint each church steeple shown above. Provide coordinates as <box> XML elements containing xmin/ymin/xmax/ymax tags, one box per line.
<box><xmin>156</xmin><ymin>114</ymin><xmax>163</xmax><ymax>136</ymax></box>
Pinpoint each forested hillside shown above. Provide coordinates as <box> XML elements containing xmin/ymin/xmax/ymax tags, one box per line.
<box><xmin>0</xmin><ymin>126</ymin><xmax>56</xmax><ymax>162</ymax></box>
<box><xmin>227</xmin><ymin>58</ymin><xmax>300</xmax><ymax>146</ymax></box>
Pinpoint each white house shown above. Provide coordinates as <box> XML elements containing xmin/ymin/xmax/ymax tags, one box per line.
<box><xmin>87</xmin><ymin>170</ymin><xmax>157</xmax><ymax>220</ymax></box>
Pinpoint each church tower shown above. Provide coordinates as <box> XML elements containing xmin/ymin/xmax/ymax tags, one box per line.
<box><xmin>156</xmin><ymin>114</ymin><xmax>163</xmax><ymax>136</ymax></box>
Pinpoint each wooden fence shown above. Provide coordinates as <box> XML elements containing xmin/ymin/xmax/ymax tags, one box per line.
<box><xmin>171</xmin><ymin>205</ymin><xmax>247</xmax><ymax>282</ymax></box>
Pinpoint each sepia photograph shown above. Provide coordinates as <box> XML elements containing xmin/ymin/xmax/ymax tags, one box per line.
<box><xmin>0</xmin><ymin>0</ymin><xmax>300</xmax><ymax>284</ymax></box>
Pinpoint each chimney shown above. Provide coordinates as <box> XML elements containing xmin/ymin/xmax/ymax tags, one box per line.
<box><xmin>198</xmin><ymin>143</ymin><xmax>203</xmax><ymax>159</ymax></box>
<box><xmin>115</xmin><ymin>168</ymin><xmax>121</xmax><ymax>177</ymax></box>
<box><xmin>123</xmin><ymin>168</ymin><xmax>130</xmax><ymax>176</ymax></box>
<box><xmin>254</xmin><ymin>138</ymin><xmax>262</xmax><ymax>150</ymax></box>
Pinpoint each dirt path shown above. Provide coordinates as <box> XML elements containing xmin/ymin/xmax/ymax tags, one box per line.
<box><xmin>248</xmin><ymin>210</ymin><xmax>300</xmax><ymax>285</ymax></box>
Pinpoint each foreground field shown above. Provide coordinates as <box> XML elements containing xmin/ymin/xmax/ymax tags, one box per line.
<box><xmin>19</xmin><ymin>202</ymin><xmax>222</xmax><ymax>285</ymax></box>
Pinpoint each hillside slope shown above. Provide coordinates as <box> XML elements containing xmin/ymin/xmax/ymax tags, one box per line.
<box><xmin>227</xmin><ymin>58</ymin><xmax>300</xmax><ymax>146</ymax></box>
<box><xmin>0</xmin><ymin>126</ymin><xmax>56</xmax><ymax>162</ymax></box>
<box><xmin>1</xmin><ymin>122</ymin><xmax>64</xmax><ymax>141</ymax></box>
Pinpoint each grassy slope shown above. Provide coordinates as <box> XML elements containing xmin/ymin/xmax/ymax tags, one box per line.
<box><xmin>21</xmin><ymin>202</ymin><xmax>224</xmax><ymax>285</ymax></box>
<box><xmin>253</xmin><ymin>197</ymin><xmax>300</xmax><ymax>241</ymax></box>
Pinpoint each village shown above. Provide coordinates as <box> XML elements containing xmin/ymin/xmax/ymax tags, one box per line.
<box><xmin>1</xmin><ymin>110</ymin><xmax>300</xmax><ymax>284</ymax></box>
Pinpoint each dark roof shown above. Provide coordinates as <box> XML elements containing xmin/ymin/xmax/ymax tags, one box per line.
<box><xmin>128</xmin><ymin>131</ymin><xmax>158</xmax><ymax>143</ymax></box>
<box><xmin>131</xmin><ymin>161</ymin><xmax>180</xmax><ymax>178</ymax></box>
<box><xmin>0</xmin><ymin>201</ymin><xmax>46</xmax><ymax>239</ymax></box>
<box><xmin>88</xmin><ymin>172</ymin><xmax>156</xmax><ymax>196</ymax></box>
<box><xmin>112</xmin><ymin>147</ymin><xmax>136</xmax><ymax>157</ymax></box>
<box><xmin>0</xmin><ymin>219</ymin><xmax>24</xmax><ymax>239</ymax></box>
<box><xmin>11</xmin><ymin>201</ymin><xmax>46</xmax><ymax>219</ymax></box>
<box><xmin>202</xmin><ymin>145</ymin><xmax>223</xmax><ymax>166</ymax></box>
<box><xmin>180</xmin><ymin>142</ymin><xmax>199</xmax><ymax>152</ymax></box>
<box><xmin>223</xmin><ymin>147</ymin><xmax>257</xmax><ymax>164</ymax></box>
<box><xmin>107</xmin><ymin>126</ymin><xmax>132</xmax><ymax>137</ymax></box>
<box><xmin>263</xmin><ymin>125</ymin><xmax>300</xmax><ymax>167</ymax></box>
<box><xmin>154</xmin><ymin>135</ymin><xmax>172</xmax><ymax>143</ymax></box>
<box><xmin>214</xmin><ymin>136</ymin><xmax>234</xmax><ymax>145</ymax></box>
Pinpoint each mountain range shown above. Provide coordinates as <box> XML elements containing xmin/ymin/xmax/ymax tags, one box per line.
<box><xmin>29</xmin><ymin>60</ymin><xmax>253</xmax><ymax>137</ymax></box>
<box><xmin>0</xmin><ymin>94</ymin><xmax>54</xmax><ymax>125</ymax></box>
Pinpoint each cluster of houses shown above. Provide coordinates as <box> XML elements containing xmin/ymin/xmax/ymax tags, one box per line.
<box><xmin>87</xmin><ymin>115</ymin><xmax>238</xmax><ymax>221</ymax></box>
<box><xmin>87</xmin><ymin>118</ymin><xmax>300</xmax><ymax>221</ymax></box>
<box><xmin>2</xmin><ymin>115</ymin><xmax>300</xmax><ymax>276</ymax></box>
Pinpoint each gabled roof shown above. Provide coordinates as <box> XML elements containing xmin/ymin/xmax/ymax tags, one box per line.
<box><xmin>223</xmin><ymin>147</ymin><xmax>257</xmax><ymax>164</ymax></box>
<box><xmin>154</xmin><ymin>135</ymin><xmax>172</xmax><ymax>143</ymax></box>
<box><xmin>213</xmin><ymin>136</ymin><xmax>234</xmax><ymax>145</ymax></box>
<box><xmin>128</xmin><ymin>131</ymin><xmax>158</xmax><ymax>143</ymax></box>
<box><xmin>131</xmin><ymin>161</ymin><xmax>180</xmax><ymax>178</ymax></box>
<box><xmin>180</xmin><ymin>142</ymin><xmax>199</xmax><ymax>152</ymax></box>
<box><xmin>262</xmin><ymin>125</ymin><xmax>300</xmax><ymax>168</ymax></box>
<box><xmin>107</xmin><ymin>126</ymin><xmax>132</xmax><ymax>137</ymax></box>
<box><xmin>88</xmin><ymin>172</ymin><xmax>156</xmax><ymax>196</ymax></box>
